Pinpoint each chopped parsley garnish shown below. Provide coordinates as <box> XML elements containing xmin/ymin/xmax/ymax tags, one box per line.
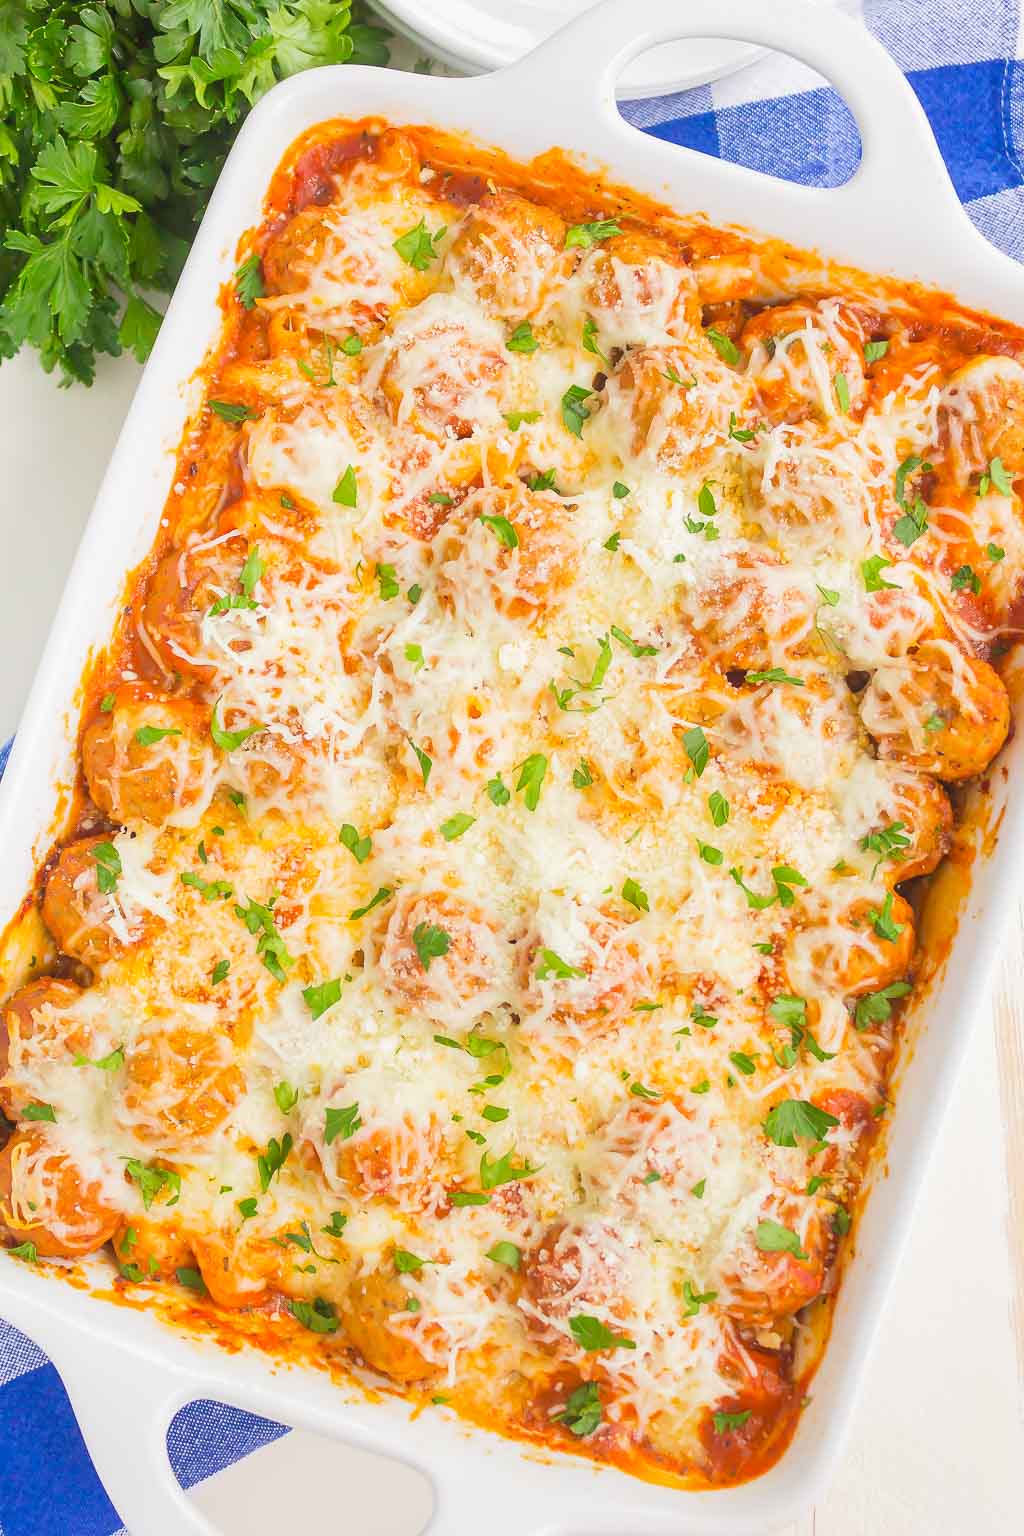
<box><xmin>768</xmin><ymin>994</ymin><xmax>807</xmax><ymax>1029</ymax></box>
<box><xmin>23</xmin><ymin>1102</ymin><xmax>55</xmax><ymax>1122</ymax></box>
<box><xmin>555</xmin><ymin>1381</ymin><xmax>603</xmax><ymax>1436</ymax></box>
<box><xmin>861</xmin><ymin>554</ymin><xmax>899</xmax><ymax>591</ymax></box>
<box><xmin>413</xmin><ymin>921</ymin><xmax>451</xmax><ymax>971</ymax></box>
<box><xmin>274</xmin><ymin>1081</ymin><xmax>299</xmax><ymax>1114</ymax></box>
<box><xmin>394</xmin><ymin>1248</ymin><xmax>431</xmax><ymax>1273</ymax></box>
<box><xmin>339</xmin><ymin>823</ymin><xmax>372</xmax><ymax>863</ymax></box>
<box><xmin>980</xmin><ymin>456</ymin><xmax>1013</xmax><ymax>497</ymax></box>
<box><xmin>581</xmin><ymin>315</ymin><xmax>608</xmax><ymax>364</ymax></box>
<box><xmin>603</xmin><ymin>531</ymin><xmax>621</xmax><ymax>551</ymax></box>
<box><xmin>834</xmin><ymin>372</ymin><xmax>850</xmax><ymax>413</ymax></box>
<box><xmin>951</xmin><ymin>564</ymin><xmax>981</xmax><ymax>595</ymax></box>
<box><xmin>504</xmin><ymin>409</ymin><xmax>541</xmax><ymax>431</ymax></box>
<box><xmin>134</xmin><ymin>724</ymin><xmax>182</xmax><ymax>746</ymax></box>
<box><xmin>705</xmin><ymin>327</ymin><xmax>741</xmax><ymax>364</ymax></box>
<box><xmin>526</xmin><ymin>468</ymin><xmax>558</xmax><ymax>492</ymax></box>
<box><xmin>744</xmin><ymin>667</ymin><xmax>805</xmax><ymax>688</ymax></box>
<box><xmin>867</xmin><ymin>890</ymin><xmax>904</xmax><ymax>942</ymax></box>
<box><xmin>561</xmin><ymin>384</ymin><xmax>593</xmax><ymax>437</ymax></box>
<box><xmin>763</xmin><ymin>1099</ymin><xmax>839</xmax><ymax>1147</ymax></box>
<box><xmin>892</xmin><ymin>454</ymin><xmax>933</xmax><ymax>547</ymax></box>
<box><xmin>535</xmin><ymin>948</ymin><xmax>585</xmax><ymax>980</ymax></box>
<box><xmin>405</xmin><ymin>643</ymin><xmax>425</xmax><ymax>671</ymax></box>
<box><xmin>256</xmin><ymin>1133</ymin><xmax>293</xmax><ymax>1191</ymax></box>
<box><xmin>516</xmin><ymin>753</ymin><xmax>548</xmax><ymax>810</ymax></box>
<box><xmin>125</xmin><ymin>1159</ymin><xmax>181</xmax><ymax>1210</ymax></box>
<box><xmin>434</xmin><ymin>1031</ymin><xmax>507</xmax><ymax>1062</ymax></box>
<box><xmin>817</xmin><ymin>584</ymin><xmax>840</xmax><ymax>606</ymax></box>
<box><xmin>487</xmin><ymin>773</ymin><xmax>511</xmax><ymax>806</ymax></box>
<box><xmin>572</xmin><ymin>759</ymin><xmax>594</xmax><ymax>789</ymax></box>
<box><xmin>621</xmin><ymin>877</ymin><xmax>650</xmax><ymax>913</ymax></box>
<box><xmin>234</xmin><ymin>895</ymin><xmax>294</xmax><ymax>983</ymax></box>
<box><xmin>682</xmin><ymin>1280</ymin><xmax>718</xmax><ymax>1316</ymax></box>
<box><xmin>393</xmin><ymin>218</ymin><xmax>445</xmax><ymax>270</ymax></box>
<box><xmin>324</xmin><ymin>1104</ymin><xmax>361</xmax><ymax>1145</ymax></box>
<box><xmin>728</xmin><ymin>410</ymin><xmax>757</xmax><ymax>443</ymax></box>
<box><xmin>210</xmin><ymin>698</ymin><xmax>265</xmax><ymax>752</ymax></box>
<box><xmin>506</xmin><ymin>321</ymin><xmax>538</xmax><ymax>354</ymax></box>
<box><xmin>730</xmin><ymin>864</ymin><xmax>807</xmax><ymax>910</ymax></box>
<box><xmin>349</xmin><ymin>886</ymin><xmax>393</xmax><ymax>921</ymax></box>
<box><xmin>569</xmin><ymin>1315</ymin><xmax>636</xmax><ymax>1351</ymax></box>
<box><xmin>697</xmin><ymin>841</ymin><xmax>723</xmax><ymax>866</ymax></box>
<box><xmin>408</xmin><ymin>738</ymin><xmax>432</xmax><ymax>785</ymax></box>
<box><xmin>691</xmin><ymin>1179</ymin><xmax>706</xmax><ymax>1199</ymax></box>
<box><xmin>91</xmin><ymin>840</ymin><xmax>121</xmax><ymax>894</ymax></box>
<box><xmin>612</xmin><ymin>481</ymin><xmax>630</xmax><ymax>499</ymax></box>
<box><xmin>440</xmin><ymin>812</ymin><xmax>475</xmax><ymax>841</ymax></box>
<box><xmin>289</xmin><ymin>1298</ymin><xmax>339</xmax><ymax>1334</ymax></box>
<box><xmin>683</xmin><ymin>726</ymin><xmax>710</xmax><ymax>777</ymax></box>
<box><xmin>691</xmin><ymin>1002</ymin><xmax>717</xmax><ymax>1029</ymax></box>
<box><xmin>864</xmin><ymin>339</ymin><xmax>889</xmax><ymax>362</ymax></box>
<box><xmin>176</xmin><ymin>1267</ymin><xmax>206</xmax><ymax>1292</ymax></box>
<box><xmin>755</xmin><ymin>1218</ymin><xmax>807</xmax><ymax>1259</ymax></box>
<box><xmin>708</xmin><ymin>791</ymin><xmax>729</xmax><ymax>826</ymax></box>
<box><xmin>987</xmin><ymin>542</ymin><xmax>1006</xmax><ymax>562</ymax></box>
<box><xmin>610</xmin><ymin>624</ymin><xmax>657</xmax><ymax>657</ymax></box>
<box><xmin>729</xmin><ymin>1052</ymin><xmax>756</xmax><ymax>1076</ymax></box>
<box><xmin>854</xmin><ymin>980</ymin><xmax>912</xmax><ymax>1030</ymax></box>
<box><xmin>860</xmin><ymin>820</ymin><xmax>910</xmax><ymax>874</ymax></box>
<box><xmin>234</xmin><ymin>253</ymin><xmax>264</xmax><ymax>309</ymax></box>
<box><xmin>180</xmin><ymin>871</ymin><xmax>233</xmax><ymax>902</ymax></box>
<box><xmin>713</xmin><ymin>1409</ymin><xmax>752</xmax><ymax>1434</ymax></box>
<box><xmin>629</xmin><ymin>1081</ymin><xmax>660</xmax><ymax>1101</ymax></box>
<box><xmin>210</xmin><ymin>399</ymin><xmax>259</xmax><ymax>424</ymax></box>
<box><xmin>564</xmin><ymin>218</ymin><xmax>621</xmax><ymax>248</ymax></box>
<box><xmin>8</xmin><ymin>1243</ymin><xmax>38</xmax><ymax>1263</ymax></box>
<box><xmin>303</xmin><ymin>978</ymin><xmax>343</xmax><ymax>1019</ymax></box>
<box><xmin>100</xmin><ymin>693</ymin><xmax>115</xmax><ymax>712</ymax></box>
<box><xmin>480</xmin><ymin>1149</ymin><xmax>540</xmax><ymax>1189</ymax></box>
<box><xmin>376</xmin><ymin>562</ymin><xmax>399</xmax><ymax>599</ymax></box>
<box><xmin>72</xmin><ymin>1044</ymin><xmax>125</xmax><ymax>1071</ymax></box>
<box><xmin>341</xmin><ymin>333</ymin><xmax>362</xmax><ymax>356</ymax></box>
<box><xmin>479</xmin><ymin>511</ymin><xmax>519</xmax><ymax>549</ymax></box>
<box><xmin>331</xmin><ymin>463</ymin><xmax>358</xmax><ymax>507</ymax></box>
<box><xmin>663</xmin><ymin>363</ymin><xmax>695</xmax><ymax>389</ymax></box>
<box><xmin>486</xmin><ymin>1241</ymin><xmax>521</xmax><ymax>1270</ymax></box>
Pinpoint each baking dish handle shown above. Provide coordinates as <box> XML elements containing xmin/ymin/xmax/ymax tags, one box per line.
<box><xmin>503</xmin><ymin>0</ymin><xmax>967</xmax><ymax>231</ymax></box>
<box><xmin>42</xmin><ymin>1322</ymin><xmax>219</xmax><ymax>1536</ymax></box>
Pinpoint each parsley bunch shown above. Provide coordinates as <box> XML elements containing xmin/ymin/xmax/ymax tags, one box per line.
<box><xmin>0</xmin><ymin>1</ymin><xmax>388</xmax><ymax>385</ymax></box>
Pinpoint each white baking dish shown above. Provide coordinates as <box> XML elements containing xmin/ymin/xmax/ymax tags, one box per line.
<box><xmin>1</xmin><ymin>2</ymin><xmax>1021</xmax><ymax>1531</ymax></box>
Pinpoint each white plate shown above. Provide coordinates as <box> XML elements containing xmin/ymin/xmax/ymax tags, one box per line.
<box><xmin>372</xmin><ymin>0</ymin><xmax>766</xmax><ymax>97</ymax></box>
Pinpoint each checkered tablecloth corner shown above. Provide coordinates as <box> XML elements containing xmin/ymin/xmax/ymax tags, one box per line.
<box><xmin>2</xmin><ymin>2</ymin><xmax>1023</xmax><ymax>1530</ymax></box>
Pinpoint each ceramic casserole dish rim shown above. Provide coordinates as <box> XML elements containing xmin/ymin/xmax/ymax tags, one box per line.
<box><xmin>1</xmin><ymin>2</ymin><xmax>1022</xmax><ymax>1532</ymax></box>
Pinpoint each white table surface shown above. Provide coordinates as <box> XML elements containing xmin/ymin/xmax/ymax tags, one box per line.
<box><xmin>1</xmin><ymin>348</ymin><xmax>1022</xmax><ymax>1535</ymax></box>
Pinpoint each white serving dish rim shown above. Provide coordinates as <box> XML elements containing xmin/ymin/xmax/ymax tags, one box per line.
<box><xmin>1</xmin><ymin>3</ymin><xmax>1022</xmax><ymax>1532</ymax></box>
<box><xmin>370</xmin><ymin>0</ymin><xmax>768</xmax><ymax>99</ymax></box>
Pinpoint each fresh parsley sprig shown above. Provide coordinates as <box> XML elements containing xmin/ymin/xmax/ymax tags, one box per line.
<box><xmin>0</xmin><ymin>3</ymin><xmax>388</xmax><ymax>385</ymax></box>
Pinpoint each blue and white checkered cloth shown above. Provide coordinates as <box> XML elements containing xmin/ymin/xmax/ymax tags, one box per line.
<box><xmin>2</xmin><ymin>2</ymin><xmax>1023</xmax><ymax>1528</ymax></box>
